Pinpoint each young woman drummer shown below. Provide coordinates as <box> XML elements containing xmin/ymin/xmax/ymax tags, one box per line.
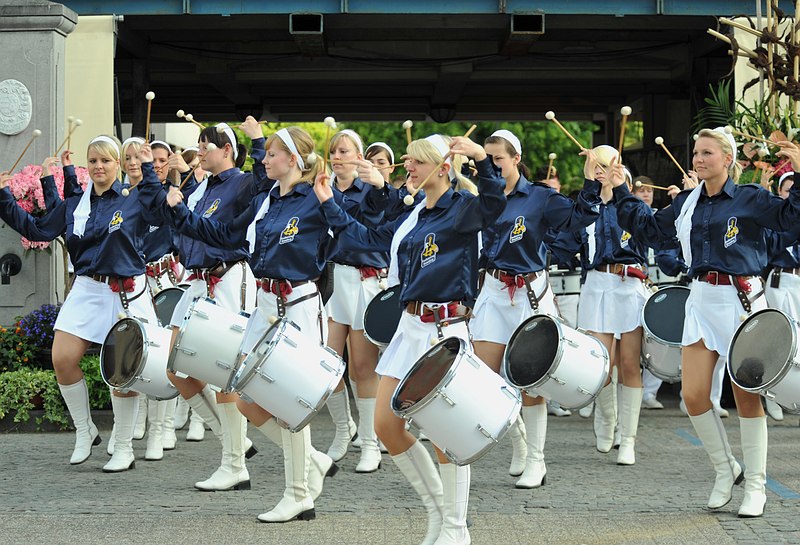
<box><xmin>323</xmin><ymin>130</ymin><xmax>389</xmax><ymax>472</ymax></box>
<box><xmin>0</xmin><ymin>136</ymin><xmax>161</xmax><ymax>473</ymax></box>
<box><xmin>141</xmin><ymin>117</ymin><xmax>266</xmax><ymax>492</ymax></box>
<box><xmin>472</xmin><ymin>130</ymin><xmax>601</xmax><ymax>488</ymax></box>
<box><xmin>147</xmin><ymin>126</ymin><xmax>341</xmax><ymax>522</ymax></box>
<box><xmin>577</xmin><ymin>145</ymin><xmax>650</xmax><ymax>466</ymax></box>
<box><xmin>314</xmin><ymin>134</ymin><xmax>505</xmax><ymax>545</ymax></box>
<box><xmin>610</xmin><ymin>128</ymin><xmax>800</xmax><ymax>517</ymax></box>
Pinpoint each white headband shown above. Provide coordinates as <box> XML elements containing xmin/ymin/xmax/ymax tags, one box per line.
<box><xmin>779</xmin><ymin>171</ymin><xmax>795</xmax><ymax>185</ymax></box>
<box><xmin>215</xmin><ymin>123</ymin><xmax>238</xmax><ymax>160</ymax></box>
<box><xmin>490</xmin><ymin>129</ymin><xmax>522</xmax><ymax>155</ymax></box>
<box><xmin>623</xmin><ymin>167</ymin><xmax>633</xmax><ymax>185</ymax></box>
<box><xmin>425</xmin><ymin>134</ymin><xmax>455</xmax><ymax>181</ymax></box>
<box><xmin>89</xmin><ymin>136</ymin><xmax>120</xmax><ymax>159</ymax></box>
<box><xmin>712</xmin><ymin>126</ymin><xmax>738</xmax><ymax>155</ymax></box>
<box><xmin>334</xmin><ymin>129</ymin><xmax>364</xmax><ymax>155</ymax></box>
<box><xmin>366</xmin><ymin>142</ymin><xmax>395</xmax><ymax>165</ymax></box>
<box><xmin>121</xmin><ymin>137</ymin><xmax>145</xmax><ymax>152</ymax></box>
<box><xmin>184</xmin><ymin>146</ymin><xmax>199</xmax><ymax>152</ymax></box>
<box><xmin>151</xmin><ymin>140</ymin><xmax>173</xmax><ymax>153</ymax></box>
<box><xmin>276</xmin><ymin>128</ymin><xmax>305</xmax><ymax>170</ymax></box>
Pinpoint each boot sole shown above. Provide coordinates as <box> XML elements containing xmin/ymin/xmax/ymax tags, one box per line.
<box><xmin>102</xmin><ymin>461</ymin><xmax>135</xmax><ymax>473</ymax></box>
<box><xmin>195</xmin><ymin>480</ymin><xmax>251</xmax><ymax>491</ymax></box>
<box><xmin>326</xmin><ymin>462</ymin><xmax>340</xmax><ymax>478</ymax></box>
<box><xmin>355</xmin><ymin>462</ymin><xmax>382</xmax><ymax>474</ymax></box>
<box><xmin>245</xmin><ymin>445</ymin><xmax>258</xmax><ymax>459</ymax></box>
<box><xmin>258</xmin><ymin>508</ymin><xmax>316</xmax><ymax>523</ymax></box>
<box><xmin>707</xmin><ymin>471</ymin><xmax>745</xmax><ymax>509</ymax></box>
<box><xmin>70</xmin><ymin>434</ymin><xmax>102</xmax><ymax>465</ymax></box>
<box><xmin>515</xmin><ymin>475</ymin><xmax>547</xmax><ymax>489</ymax></box>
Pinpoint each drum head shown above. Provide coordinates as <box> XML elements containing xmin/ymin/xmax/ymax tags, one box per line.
<box><xmin>729</xmin><ymin>309</ymin><xmax>795</xmax><ymax>389</ymax></box>
<box><xmin>363</xmin><ymin>286</ymin><xmax>403</xmax><ymax>345</ymax></box>
<box><xmin>154</xmin><ymin>287</ymin><xmax>185</xmax><ymax>326</ymax></box>
<box><xmin>392</xmin><ymin>337</ymin><xmax>460</xmax><ymax>412</ymax></box>
<box><xmin>642</xmin><ymin>286</ymin><xmax>690</xmax><ymax>343</ymax></box>
<box><xmin>505</xmin><ymin>316</ymin><xmax>559</xmax><ymax>388</ymax></box>
<box><xmin>101</xmin><ymin>318</ymin><xmax>145</xmax><ymax>389</ymax></box>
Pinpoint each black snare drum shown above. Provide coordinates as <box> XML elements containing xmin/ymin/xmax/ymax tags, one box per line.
<box><xmin>363</xmin><ymin>286</ymin><xmax>404</xmax><ymax>347</ymax></box>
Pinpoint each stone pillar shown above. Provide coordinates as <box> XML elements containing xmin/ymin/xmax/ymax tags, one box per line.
<box><xmin>0</xmin><ymin>1</ymin><xmax>77</xmax><ymax>325</ymax></box>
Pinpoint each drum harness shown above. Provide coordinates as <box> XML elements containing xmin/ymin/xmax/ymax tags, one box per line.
<box><xmin>262</xmin><ymin>278</ymin><xmax>326</xmax><ymax>344</ymax></box>
<box><xmin>146</xmin><ymin>254</ymin><xmax>183</xmax><ymax>292</ymax></box>
<box><xmin>188</xmin><ymin>260</ymin><xmax>249</xmax><ymax>312</ymax></box>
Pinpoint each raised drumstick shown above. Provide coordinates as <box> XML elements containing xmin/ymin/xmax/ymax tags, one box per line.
<box><xmin>178</xmin><ymin>143</ymin><xmax>216</xmax><ymax>190</ymax></box>
<box><xmin>545</xmin><ymin>111</ymin><xmax>585</xmax><ymax>150</ymax></box>
<box><xmin>654</xmin><ymin>136</ymin><xmax>689</xmax><ymax>179</ymax></box>
<box><xmin>403</xmin><ymin>124</ymin><xmax>477</xmax><ymax>206</ymax></box>
<box><xmin>55</xmin><ymin>118</ymin><xmax>83</xmax><ymax>155</ymax></box>
<box><xmin>176</xmin><ymin>110</ymin><xmax>204</xmax><ymax>129</ymax></box>
<box><xmin>403</xmin><ymin>120</ymin><xmax>413</xmax><ymax>145</ymax></box>
<box><xmin>634</xmin><ymin>180</ymin><xmax>671</xmax><ymax>191</ymax></box>
<box><xmin>545</xmin><ymin>152</ymin><xmax>557</xmax><ymax>181</ymax></box>
<box><xmin>322</xmin><ymin>116</ymin><xmax>337</xmax><ymax>174</ymax></box>
<box><xmin>145</xmin><ymin>91</ymin><xmax>155</xmax><ymax>143</ymax></box>
<box><xmin>617</xmin><ymin>106</ymin><xmax>632</xmax><ymax>156</ymax></box>
<box><xmin>9</xmin><ymin>129</ymin><xmax>42</xmax><ymax>173</ymax></box>
<box><xmin>724</xmin><ymin>125</ymin><xmax>775</xmax><ymax>146</ymax></box>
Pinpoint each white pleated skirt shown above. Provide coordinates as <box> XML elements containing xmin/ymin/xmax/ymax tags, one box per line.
<box><xmin>55</xmin><ymin>274</ymin><xmax>156</xmax><ymax>344</ymax></box>
<box><xmin>682</xmin><ymin>277</ymin><xmax>767</xmax><ymax>354</ymax></box>
<box><xmin>471</xmin><ymin>272</ymin><xmax>558</xmax><ymax>345</ymax></box>
<box><xmin>325</xmin><ymin>263</ymin><xmax>382</xmax><ymax>330</ymax></box>
<box><xmin>376</xmin><ymin>310</ymin><xmax>470</xmax><ymax>380</ymax></box>
<box><xmin>169</xmin><ymin>262</ymin><xmax>256</xmax><ymax>328</ymax></box>
<box><xmin>577</xmin><ymin>269</ymin><xmax>647</xmax><ymax>335</ymax></box>
<box><xmin>765</xmin><ymin>270</ymin><xmax>800</xmax><ymax>319</ymax></box>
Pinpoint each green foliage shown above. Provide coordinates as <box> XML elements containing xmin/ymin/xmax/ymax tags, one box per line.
<box><xmin>692</xmin><ymin>80</ymin><xmax>736</xmax><ymax>134</ymax></box>
<box><xmin>0</xmin><ymin>321</ymin><xmax>39</xmax><ymax>372</ymax></box>
<box><xmin>0</xmin><ymin>367</ymin><xmax>69</xmax><ymax>429</ymax></box>
<box><xmin>79</xmin><ymin>354</ymin><xmax>111</xmax><ymax>410</ymax></box>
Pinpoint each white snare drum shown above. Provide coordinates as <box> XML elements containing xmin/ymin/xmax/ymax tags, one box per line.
<box><xmin>230</xmin><ymin>318</ymin><xmax>345</xmax><ymax>432</ymax></box>
<box><xmin>503</xmin><ymin>314</ymin><xmax>609</xmax><ymax>410</ymax></box>
<box><xmin>101</xmin><ymin>318</ymin><xmax>177</xmax><ymax>400</ymax></box>
<box><xmin>728</xmin><ymin>308</ymin><xmax>800</xmax><ymax>414</ymax></box>
<box><xmin>641</xmin><ymin>286</ymin><xmax>690</xmax><ymax>383</ymax></box>
<box><xmin>168</xmin><ymin>298</ymin><xmax>249</xmax><ymax>391</ymax></box>
<box><xmin>392</xmin><ymin>337</ymin><xmax>521</xmax><ymax>466</ymax></box>
<box><xmin>548</xmin><ymin>267</ymin><xmax>581</xmax><ymax>296</ymax></box>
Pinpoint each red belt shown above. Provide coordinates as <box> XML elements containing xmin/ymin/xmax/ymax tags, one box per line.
<box><xmin>146</xmin><ymin>255</ymin><xmax>178</xmax><ymax>278</ymax></box>
<box><xmin>487</xmin><ymin>269</ymin><xmax>542</xmax><ymax>300</ymax></box>
<box><xmin>359</xmin><ymin>266</ymin><xmax>386</xmax><ymax>281</ymax></box>
<box><xmin>258</xmin><ymin>278</ymin><xmax>314</xmax><ymax>298</ymax></box>
<box><xmin>90</xmin><ymin>274</ymin><xmax>136</xmax><ymax>293</ymax></box>
<box><xmin>598</xmin><ymin>263</ymin><xmax>647</xmax><ymax>281</ymax></box>
<box><xmin>186</xmin><ymin>271</ymin><xmax>222</xmax><ymax>297</ymax></box>
<box><xmin>406</xmin><ymin>301</ymin><xmax>462</xmax><ymax>323</ymax></box>
<box><xmin>697</xmin><ymin>271</ymin><xmax>753</xmax><ymax>293</ymax></box>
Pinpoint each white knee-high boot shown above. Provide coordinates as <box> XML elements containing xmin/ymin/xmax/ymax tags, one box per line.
<box><xmin>355</xmin><ymin>397</ymin><xmax>382</xmax><ymax>473</ymax></box>
<box><xmin>515</xmin><ymin>404</ymin><xmax>546</xmax><ymax>488</ymax></box>
<box><xmin>507</xmin><ymin>411</ymin><xmax>527</xmax><ymax>477</ymax></box>
<box><xmin>325</xmin><ymin>386</ymin><xmax>357</xmax><ymax>461</ymax></box>
<box><xmin>185</xmin><ymin>386</ymin><xmax>221</xmax><ymax>438</ymax></box>
<box><xmin>392</xmin><ymin>441</ymin><xmax>443</xmax><ymax>545</ymax></box>
<box><xmin>616</xmin><ymin>386</ymin><xmax>643</xmax><ymax>466</ymax></box>
<box><xmin>145</xmin><ymin>398</ymin><xmax>168</xmax><ymax>461</ymax></box>
<box><xmin>174</xmin><ymin>396</ymin><xmax>190</xmax><ymax>430</ymax></box>
<box><xmin>435</xmin><ymin>463</ymin><xmax>471</xmax><ymax>545</ymax></box>
<box><xmin>593</xmin><ymin>384</ymin><xmax>616</xmax><ymax>453</ymax></box>
<box><xmin>194</xmin><ymin>402</ymin><xmax>250</xmax><ymax>491</ymax></box>
<box><xmin>162</xmin><ymin>397</ymin><xmax>178</xmax><ymax>450</ymax></box>
<box><xmin>133</xmin><ymin>396</ymin><xmax>147</xmax><ymax>440</ymax></box>
<box><xmin>258</xmin><ymin>426</ymin><xmax>315</xmax><ymax>523</ymax></box>
<box><xmin>106</xmin><ymin>386</ymin><xmax>116</xmax><ymax>456</ymax></box>
<box><xmin>103</xmin><ymin>395</ymin><xmax>138</xmax><ymax>472</ymax></box>
<box><xmin>688</xmin><ymin>409</ymin><xmax>743</xmax><ymax>509</ymax></box>
<box><xmin>738</xmin><ymin>416</ymin><xmax>768</xmax><ymax>518</ymax></box>
<box><xmin>59</xmin><ymin>379</ymin><xmax>101</xmax><ymax>465</ymax></box>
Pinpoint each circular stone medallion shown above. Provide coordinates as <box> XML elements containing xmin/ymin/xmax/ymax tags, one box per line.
<box><xmin>0</xmin><ymin>79</ymin><xmax>33</xmax><ymax>136</ymax></box>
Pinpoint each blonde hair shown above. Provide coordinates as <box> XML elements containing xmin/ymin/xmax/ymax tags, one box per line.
<box><xmin>406</xmin><ymin>136</ymin><xmax>478</xmax><ymax>195</ymax></box>
<box><xmin>265</xmin><ymin>126</ymin><xmax>321</xmax><ymax>184</ymax></box>
<box><xmin>329</xmin><ymin>131</ymin><xmax>362</xmax><ymax>156</ymax></box>
<box><xmin>120</xmin><ymin>140</ymin><xmax>141</xmax><ymax>175</ymax></box>
<box><xmin>87</xmin><ymin>135</ymin><xmax>122</xmax><ymax>181</ymax></box>
<box><xmin>697</xmin><ymin>128</ymin><xmax>741</xmax><ymax>182</ymax></box>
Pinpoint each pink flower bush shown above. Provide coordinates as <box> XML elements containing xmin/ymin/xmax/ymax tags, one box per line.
<box><xmin>7</xmin><ymin>164</ymin><xmax>90</xmax><ymax>251</ymax></box>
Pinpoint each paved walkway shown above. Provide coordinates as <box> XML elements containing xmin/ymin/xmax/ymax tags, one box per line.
<box><xmin>1</xmin><ymin>394</ymin><xmax>799</xmax><ymax>544</ymax></box>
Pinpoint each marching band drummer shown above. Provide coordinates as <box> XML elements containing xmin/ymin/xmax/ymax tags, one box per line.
<box><xmin>471</xmin><ymin>130</ymin><xmax>601</xmax><ymax>488</ymax></box>
<box><xmin>577</xmin><ymin>145</ymin><xmax>651</xmax><ymax>466</ymax></box>
<box><xmin>0</xmin><ymin>136</ymin><xmax>161</xmax><ymax>473</ymax></box>
<box><xmin>314</xmin><ymin>134</ymin><xmax>505</xmax><ymax>545</ymax></box>
<box><xmin>610</xmin><ymin>128</ymin><xmax>800</xmax><ymax>518</ymax></box>
<box><xmin>139</xmin><ymin>117</ymin><xmax>266</xmax><ymax>492</ymax></box>
<box><xmin>152</xmin><ymin>126</ymin><xmax>339</xmax><ymax>522</ymax></box>
<box><xmin>322</xmin><ymin>130</ymin><xmax>389</xmax><ymax>471</ymax></box>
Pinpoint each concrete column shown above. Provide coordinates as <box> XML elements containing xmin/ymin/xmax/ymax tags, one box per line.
<box><xmin>0</xmin><ymin>1</ymin><xmax>77</xmax><ymax>324</ymax></box>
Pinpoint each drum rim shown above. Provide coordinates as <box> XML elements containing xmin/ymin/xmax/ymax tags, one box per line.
<box><xmin>640</xmin><ymin>348</ymin><xmax>682</xmax><ymax>383</ymax></box>
<box><xmin>362</xmin><ymin>286</ymin><xmax>400</xmax><ymax>348</ymax></box>
<box><xmin>167</xmin><ymin>296</ymin><xmax>212</xmax><ymax>374</ymax></box>
<box><xmin>503</xmin><ymin>314</ymin><xmax>567</xmax><ymax>390</ymax></box>
<box><xmin>152</xmin><ymin>286</ymin><xmax>186</xmax><ymax>328</ymax></box>
<box><xmin>100</xmin><ymin>317</ymin><xmax>148</xmax><ymax>391</ymax></box>
<box><xmin>391</xmin><ymin>336</ymin><xmax>467</xmax><ymax>418</ymax></box>
<box><xmin>640</xmin><ymin>285</ymin><xmax>690</xmax><ymax>347</ymax></box>
<box><xmin>230</xmin><ymin>318</ymin><xmax>286</xmax><ymax>392</ymax></box>
<box><xmin>727</xmin><ymin>308</ymin><xmax>798</xmax><ymax>392</ymax></box>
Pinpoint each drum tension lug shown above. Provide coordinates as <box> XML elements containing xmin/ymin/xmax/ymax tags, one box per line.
<box><xmin>548</xmin><ymin>374</ymin><xmax>566</xmax><ymax>386</ymax></box>
<box><xmin>438</xmin><ymin>391</ymin><xmax>456</xmax><ymax>407</ymax></box>
<box><xmin>135</xmin><ymin>375</ymin><xmax>151</xmax><ymax>383</ymax></box>
<box><xmin>297</xmin><ymin>397</ymin><xmax>314</xmax><ymax>409</ymax></box>
<box><xmin>477</xmin><ymin>424</ymin><xmax>497</xmax><ymax>442</ymax></box>
<box><xmin>257</xmin><ymin>370</ymin><xmax>275</xmax><ymax>383</ymax></box>
<box><xmin>215</xmin><ymin>360</ymin><xmax>232</xmax><ymax>370</ymax></box>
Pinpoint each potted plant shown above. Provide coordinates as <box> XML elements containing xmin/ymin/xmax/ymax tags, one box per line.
<box><xmin>18</xmin><ymin>304</ymin><xmax>60</xmax><ymax>369</ymax></box>
<box><xmin>0</xmin><ymin>321</ymin><xmax>39</xmax><ymax>372</ymax></box>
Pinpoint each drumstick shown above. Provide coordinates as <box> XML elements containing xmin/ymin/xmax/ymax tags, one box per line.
<box><xmin>403</xmin><ymin>120</ymin><xmax>413</xmax><ymax>145</ymax></box>
<box><xmin>545</xmin><ymin>111</ymin><xmax>586</xmax><ymax>150</ymax></box>
<box><xmin>634</xmin><ymin>180</ymin><xmax>671</xmax><ymax>191</ymax></box>
<box><xmin>545</xmin><ymin>152</ymin><xmax>557</xmax><ymax>181</ymax></box>
<box><xmin>322</xmin><ymin>116</ymin><xmax>336</xmax><ymax>174</ymax></box>
<box><xmin>724</xmin><ymin>126</ymin><xmax>775</xmax><ymax>146</ymax></box>
<box><xmin>403</xmin><ymin>124</ymin><xmax>477</xmax><ymax>205</ymax></box>
<box><xmin>654</xmin><ymin>137</ymin><xmax>689</xmax><ymax>179</ymax></box>
<box><xmin>145</xmin><ymin>91</ymin><xmax>155</xmax><ymax>143</ymax></box>
<box><xmin>55</xmin><ymin>118</ymin><xmax>82</xmax><ymax>155</ymax></box>
<box><xmin>9</xmin><ymin>129</ymin><xmax>42</xmax><ymax>173</ymax></box>
<box><xmin>178</xmin><ymin>144</ymin><xmax>215</xmax><ymax>190</ymax></box>
<box><xmin>617</xmin><ymin>106</ymin><xmax>632</xmax><ymax>156</ymax></box>
<box><xmin>176</xmin><ymin>110</ymin><xmax>205</xmax><ymax>129</ymax></box>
